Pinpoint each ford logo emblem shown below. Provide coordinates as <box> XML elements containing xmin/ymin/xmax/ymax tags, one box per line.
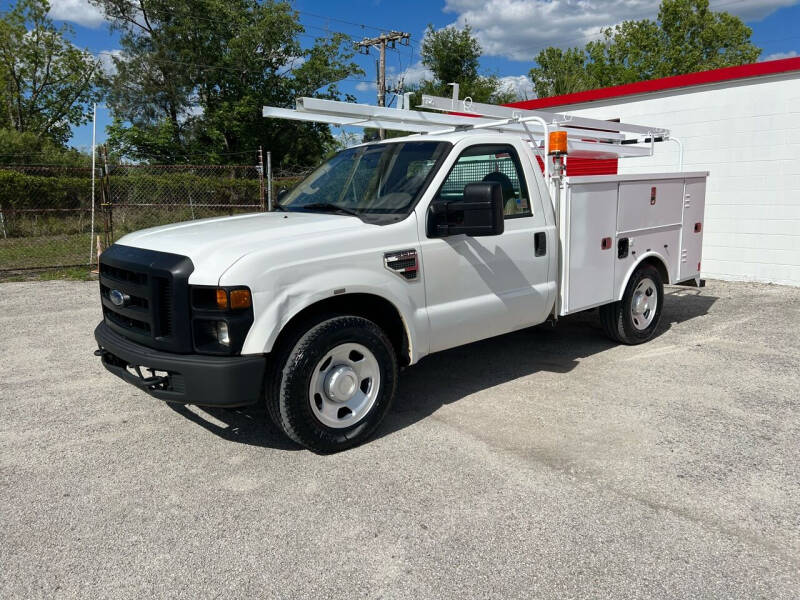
<box><xmin>109</xmin><ymin>289</ymin><xmax>128</xmax><ymax>307</ymax></box>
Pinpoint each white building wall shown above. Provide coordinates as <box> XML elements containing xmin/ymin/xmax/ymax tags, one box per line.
<box><xmin>555</xmin><ymin>72</ymin><xmax>800</xmax><ymax>286</ymax></box>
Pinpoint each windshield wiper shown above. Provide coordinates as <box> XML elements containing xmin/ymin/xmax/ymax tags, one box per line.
<box><xmin>298</xmin><ymin>202</ymin><xmax>362</xmax><ymax>218</ymax></box>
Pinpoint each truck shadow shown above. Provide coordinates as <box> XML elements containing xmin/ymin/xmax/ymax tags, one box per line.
<box><xmin>167</xmin><ymin>401</ymin><xmax>301</xmax><ymax>450</ymax></box>
<box><xmin>377</xmin><ymin>287</ymin><xmax>716</xmax><ymax>441</ymax></box>
<box><xmin>168</xmin><ymin>286</ymin><xmax>716</xmax><ymax>450</ymax></box>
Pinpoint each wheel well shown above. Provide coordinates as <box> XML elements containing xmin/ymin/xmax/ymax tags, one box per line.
<box><xmin>639</xmin><ymin>255</ymin><xmax>670</xmax><ymax>285</ymax></box>
<box><xmin>271</xmin><ymin>293</ymin><xmax>410</xmax><ymax>366</ymax></box>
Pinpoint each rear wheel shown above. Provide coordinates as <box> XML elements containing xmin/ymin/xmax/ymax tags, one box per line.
<box><xmin>600</xmin><ymin>263</ymin><xmax>664</xmax><ymax>345</ymax></box>
<box><xmin>267</xmin><ymin>316</ymin><xmax>397</xmax><ymax>453</ymax></box>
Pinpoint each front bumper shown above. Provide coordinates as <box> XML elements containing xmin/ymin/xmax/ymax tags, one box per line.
<box><xmin>94</xmin><ymin>322</ymin><xmax>266</xmax><ymax>407</ymax></box>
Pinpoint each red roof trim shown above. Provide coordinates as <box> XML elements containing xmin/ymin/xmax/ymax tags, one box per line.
<box><xmin>507</xmin><ymin>57</ymin><xmax>800</xmax><ymax>110</ymax></box>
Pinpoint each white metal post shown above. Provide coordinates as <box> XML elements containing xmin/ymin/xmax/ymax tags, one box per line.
<box><xmin>448</xmin><ymin>83</ymin><xmax>459</xmax><ymax>108</ymax></box>
<box><xmin>266</xmin><ymin>151</ymin><xmax>273</xmax><ymax>211</ymax></box>
<box><xmin>88</xmin><ymin>102</ymin><xmax>97</xmax><ymax>266</ymax></box>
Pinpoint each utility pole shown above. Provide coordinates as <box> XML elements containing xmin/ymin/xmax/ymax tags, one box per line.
<box><xmin>356</xmin><ymin>30</ymin><xmax>410</xmax><ymax>139</ymax></box>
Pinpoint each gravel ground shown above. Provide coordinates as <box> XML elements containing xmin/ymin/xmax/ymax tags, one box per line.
<box><xmin>1</xmin><ymin>279</ymin><xmax>798</xmax><ymax>599</ymax></box>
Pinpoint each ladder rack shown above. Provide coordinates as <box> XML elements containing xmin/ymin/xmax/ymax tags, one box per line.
<box><xmin>262</xmin><ymin>95</ymin><xmax>671</xmax><ymax>164</ymax></box>
<box><xmin>419</xmin><ymin>94</ymin><xmax>666</xmax><ymax>137</ymax></box>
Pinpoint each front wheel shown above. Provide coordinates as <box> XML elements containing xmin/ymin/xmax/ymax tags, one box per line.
<box><xmin>599</xmin><ymin>263</ymin><xmax>664</xmax><ymax>345</ymax></box>
<box><xmin>267</xmin><ymin>316</ymin><xmax>398</xmax><ymax>453</ymax></box>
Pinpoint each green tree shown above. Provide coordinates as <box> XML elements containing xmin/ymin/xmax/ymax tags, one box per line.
<box><xmin>528</xmin><ymin>47</ymin><xmax>594</xmax><ymax>98</ymax></box>
<box><xmin>584</xmin><ymin>19</ymin><xmax>664</xmax><ymax>87</ymax></box>
<box><xmin>413</xmin><ymin>24</ymin><xmax>518</xmax><ymax>106</ymax></box>
<box><xmin>530</xmin><ymin>0</ymin><xmax>761</xmax><ymax>98</ymax></box>
<box><xmin>0</xmin><ymin>0</ymin><xmax>105</xmax><ymax>145</ymax></box>
<box><xmin>421</xmin><ymin>23</ymin><xmax>480</xmax><ymax>86</ymax></box>
<box><xmin>93</xmin><ymin>0</ymin><xmax>363</xmax><ymax>166</ymax></box>
<box><xmin>0</xmin><ymin>128</ymin><xmax>91</xmax><ymax>165</ymax></box>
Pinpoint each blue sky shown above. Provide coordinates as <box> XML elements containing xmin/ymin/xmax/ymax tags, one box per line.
<box><xmin>5</xmin><ymin>0</ymin><xmax>800</xmax><ymax>150</ymax></box>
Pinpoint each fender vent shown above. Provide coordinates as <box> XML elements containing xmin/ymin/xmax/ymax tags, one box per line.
<box><xmin>384</xmin><ymin>249</ymin><xmax>419</xmax><ymax>280</ymax></box>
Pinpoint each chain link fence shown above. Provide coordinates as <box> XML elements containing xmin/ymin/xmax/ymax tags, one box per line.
<box><xmin>0</xmin><ymin>159</ymin><xmax>314</xmax><ymax>277</ymax></box>
<box><xmin>270</xmin><ymin>166</ymin><xmax>314</xmax><ymax>202</ymax></box>
<box><xmin>104</xmin><ymin>164</ymin><xmax>264</xmax><ymax>247</ymax></box>
<box><xmin>0</xmin><ymin>165</ymin><xmax>99</xmax><ymax>272</ymax></box>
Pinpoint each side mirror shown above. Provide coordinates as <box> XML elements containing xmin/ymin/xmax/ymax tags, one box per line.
<box><xmin>277</xmin><ymin>188</ymin><xmax>289</xmax><ymax>201</ymax></box>
<box><xmin>427</xmin><ymin>182</ymin><xmax>505</xmax><ymax>238</ymax></box>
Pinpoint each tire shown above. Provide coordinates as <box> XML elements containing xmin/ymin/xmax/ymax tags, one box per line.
<box><xmin>599</xmin><ymin>263</ymin><xmax>664</xmax><ymax>345</ymax></box>
<box><xmin>266</xmin><ymin>316</ymin><xmax>398</xmax><ymax>453</ymax></box>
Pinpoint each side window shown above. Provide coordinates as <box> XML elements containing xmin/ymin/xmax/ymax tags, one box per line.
<box><xmin>438</xmin><ymin>144</ymin><xmax>531</xmax><ymax>218</ymax></box>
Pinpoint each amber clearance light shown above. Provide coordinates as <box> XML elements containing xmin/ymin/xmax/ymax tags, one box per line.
<box><xmin>215</xmin><ymin>288</ymin><xmax>252</xmax><ymax>310</ymax></box>
<box><xmin>548</xmin><ymin>130</ymin><xmax>568</xmax><ymax>155</ymax></box>
<box><xmin>229</xmin><ymin>289</ymin><xmax>252</xmax><ymax>310</ymax></box>
<box><xmin>216</xmin><ymin>288</ymin><xmax>229</xmax><ymax>309</ymax></box>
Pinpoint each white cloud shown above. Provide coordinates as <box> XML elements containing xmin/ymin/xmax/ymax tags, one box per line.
<box><xmin>48</xmin><ymin>0</ymin><xmax>107</xmax><ymax>28</ymax></box>
<box><xmin>714</xmin><ymin>0</ymin><xmax>800</xmax><ymax>20</ymax></box>
<box><xmin>498</xmin><ymin>74</ymin><xmax>535</xmax><ymax>99</ymax></box>
<box><xmin>394</xmin><ymin>61</ymin><xmax>433</xmax><ymax>86</ymax></box>
<box><xmin>760</xmin><ymin>50</ymin><xmax>799</xmax><ymax>61</ymax></box>
<box><xmin>97</xmin><ymin>49</ymin><xmax>124</xmax><ymax>76</ymax></box>
<box><xmin>443</xmin><ymin>0</ymin><xmax>800</xmax><ymax>61</ymax></box>
<box><xmin>352</xmin><ymin>62</ymin><xmax>433</xmax><ymax>93</ymax></box>
<box><xmin>280</xmin><ymin>56</ymin><xmax>307</xmax><ymax>72</ymax></box>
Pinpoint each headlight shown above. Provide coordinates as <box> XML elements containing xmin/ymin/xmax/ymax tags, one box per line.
<box><xmin>192</xmin><ymin>286</ymin><xmax>252</xmax><ymax>311</ymax></box>
<box><xmin>190</xmin><ymin>286</ymin><xmax>254</xmax><ymax>355</ymax></box>
<box><xmin>216</xmin><ymin>321</ymin><xmax>230</xmax><ymax>346</ymax></box>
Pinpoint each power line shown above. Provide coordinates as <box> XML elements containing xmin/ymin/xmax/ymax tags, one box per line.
<box><xmin>95</xmin><ymin>50</ymin><xmax>373</xmax><ymax>85</ymax></box>
<box><xmin>62</xmin><ymin>1</ymin><xmax>420</xmax><ymax>89</ymax></box>
<box><xmin>79</xmin><ymin>3</ymin><xmax>800</xmax><ymax>92</ymax></box>
<box><xmin>91</xmin><ymin>1</ymin><xmax>383</xmax><ymax>45</ymax></box>
<box><xmin>293</xmin><ymin>9</ymin><xmax>394</xmax><ymax>34</ymax></box>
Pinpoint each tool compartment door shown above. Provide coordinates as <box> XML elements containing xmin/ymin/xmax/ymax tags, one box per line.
<box><xmin>679</xmin><ymin>177</ymin><xmax>707</xmax><ymax>281</ymax></box>
<box><xmin>565</xmin><ymin>182</ymin><xmax>618</xmax><ymax>312</ymax></box>
<box><xmin>617</xmin><ymin>179</ymin><xmax>684</xmax><ymax>232</ymax></box>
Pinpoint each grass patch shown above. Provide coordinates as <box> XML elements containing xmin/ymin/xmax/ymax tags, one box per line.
<box><xmin>1</xmin><ymin>266</ymin><xmax>96</xmax><ymax>282</ymax></box>
<box><xmin>0</xmin><ymin>204</ymin><xmax>269</xmax><ymax>276</ymax></box>
<box><xmin>0</xmin><ymin>232</ymin><xmax>92</xmax><ymax>271</ymax></box>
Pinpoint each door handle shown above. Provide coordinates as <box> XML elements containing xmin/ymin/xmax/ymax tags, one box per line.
<box><xmin>534</xmin><ymin>232</ymin><xmax>547</xmax><ymax>257</ymax></box>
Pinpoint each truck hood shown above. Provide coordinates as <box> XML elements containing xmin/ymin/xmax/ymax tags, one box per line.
<box><xmin>116</xmin><ymin>211</ymin><xmax>365</xmax><ymax>283</ymax></box>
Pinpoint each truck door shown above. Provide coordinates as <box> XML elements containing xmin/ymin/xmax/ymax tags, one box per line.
<box><xmin>419</xmin><ymin>141</ymin><xmax>554</xmax><ymax>353</ymax></box>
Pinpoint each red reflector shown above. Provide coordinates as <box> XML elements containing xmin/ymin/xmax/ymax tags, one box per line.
<box><xmin>698</xmin><ymin>262</ymin><xmax>701</xmax><ymax>271</ymax></box>
<box><xmin>601</xmin><ymin>237</ymin><xmax>612</xmax><ymax>250</ymax></box>
<box><xmin>650</xmin><ymin>187</ymin><xmax>657</xmax><ymax>205</ymax></box>
<box><xmin>694</xmin><ymin>222</ymin><xmax>702</xmax><ymax>233</ymax></box>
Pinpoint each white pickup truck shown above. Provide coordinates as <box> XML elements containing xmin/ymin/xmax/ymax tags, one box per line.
<box><xmin>94</xmin><ymin>96</ymin><xmax>707</xmax><ymax>452</ymax></box>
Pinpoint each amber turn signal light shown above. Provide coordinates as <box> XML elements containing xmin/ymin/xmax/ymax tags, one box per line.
<box><xmin>229</xmin><ymin>289</ymin><xmax>252</xmax><ymax>310</ymax></box>
<box><xmin>548</xmin><ymin>130</ymin><xmax>568</xmax><ymax>155</ymax></box>
<box><xmin>216</xmin><ymin>288</ymin><xmax>229</xmax><ymax>309</ymax></box>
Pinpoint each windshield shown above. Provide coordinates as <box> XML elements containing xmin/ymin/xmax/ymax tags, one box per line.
<box><xmin>279</xmin><ymin>141</ymin><xmax>450</xmax><ymax>219</ymax></box>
